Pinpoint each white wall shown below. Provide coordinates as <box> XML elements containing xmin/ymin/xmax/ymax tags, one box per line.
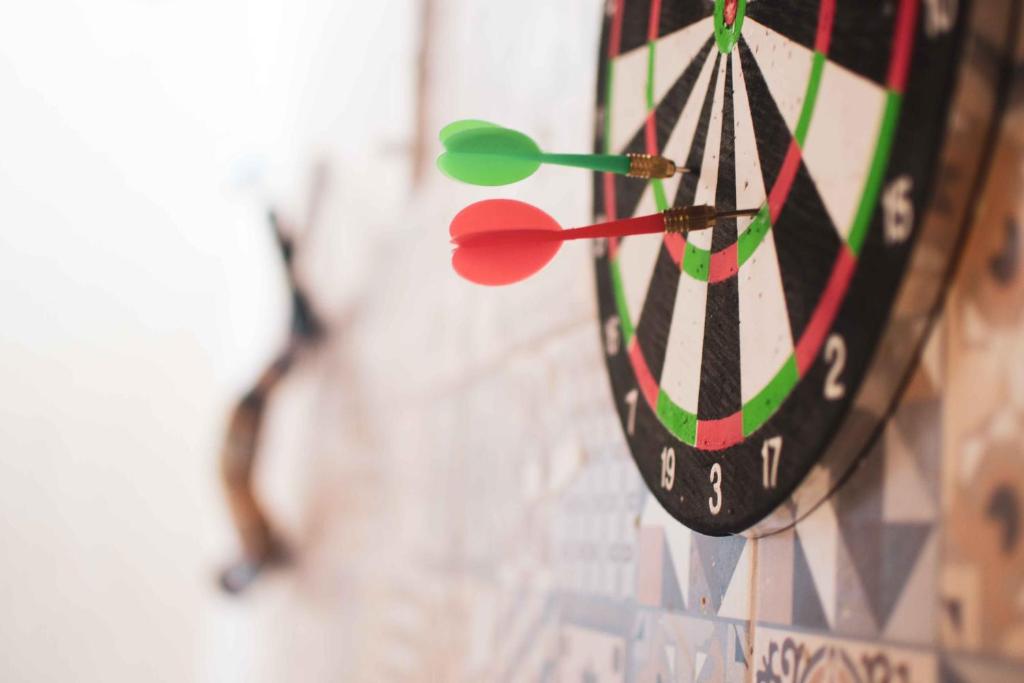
<box><xmin>0</xmin><ymin>1</ymin><xmax>414</xmax><ymax>680</ymax></box>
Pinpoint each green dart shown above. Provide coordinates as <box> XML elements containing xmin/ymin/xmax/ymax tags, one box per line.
<box><xmin>437</xmin><ymin>119</ymin><xmax>690</xmax><ymax>187</ymax></box>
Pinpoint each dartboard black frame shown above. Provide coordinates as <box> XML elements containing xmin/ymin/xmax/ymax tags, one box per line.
<box><xmin>593</xmin><ymin>0</ymin><xmax>1014</xmax><ymax>535</ymax></box>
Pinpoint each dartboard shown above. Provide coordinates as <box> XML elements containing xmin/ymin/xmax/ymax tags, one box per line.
<box><xmin>594</xmin><ymin>0</ymin><xmax>1008</xmax><ymax>534</ymax></box>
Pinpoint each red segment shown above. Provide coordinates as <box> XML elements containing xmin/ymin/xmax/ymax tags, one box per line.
<box><xmin>628</xmin><ymin>338</ymin><xmax>660</xmax><ymax>410</ymax></box>
<box><xmin>603</xmin><ymin>172</ymin><xmax>617</xmax><ymax>221</ymax></box>
<box><xmin>609</xmin><ymin>0</ymin><xmax>625</xmax><ymax>57</ymax></box>
<box><xmin>796</xmin><ymin>245</ymin><xmax>857</xmax><ymax>374</ymax></box>
<box><xmin>768</xmin><ymin>140</ymin><xmax>802</xmax><ymax>223</ymax></box>
<box><xmin>664</xmin><ymin>233</ymin><xmax>686</xmax><ymax>265</ymax></box>
<box><xmin>887</xmin><ymin>0</ymin><xmax>919</xmax><ymax>92</ymax></box>
<box><xmin>697</xmin><ymin>412</ymin><xmax>743</xmax><ymax>451</ymax></box>
<box><xmin>604</xmin><ymin>3</ymin><xmax>623</xmax><ymax>247</ymax></box>
<box><xmin>724</xmin><ymin>0</ymin><xmax>738</xmax><ymax>26</ymax></box>
<box><xmin>608</xmin><ymin>236</ymin><xmax>620</xmax><ymax>259</ymax></box>
<box><xmin>645</xmin><ymin>111</ymin><xmax>658</xmax><ymax>155</ymax></box>
<box><xmin>647</xmin><ymin>0</ymin><xmax>662</xmax><ymax>41</ymax></box>
<box><xmin>709</xmin><ymin>243</ymin><xmax>739</xmax><ymax>283</ymax></box>
<box><xmin>814</xmin><ymin>0</ymin><xmax>836</xmax><ymax>53</ymax></box>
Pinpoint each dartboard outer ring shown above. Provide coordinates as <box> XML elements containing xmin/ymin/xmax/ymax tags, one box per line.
<box><xmin>593</xmin><ymin>0</ymin><xmax>1019</xmax><ymax>536</ymax></box>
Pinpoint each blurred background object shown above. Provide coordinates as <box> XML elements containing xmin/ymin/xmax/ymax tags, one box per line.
<box><xmin>0</xmin><ymin>0</ymin><xmax>417</xmax><ymax>679</ymax></box>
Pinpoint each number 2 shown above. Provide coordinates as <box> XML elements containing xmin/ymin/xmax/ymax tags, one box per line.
<box><xmin>708</xmin><ymin>463</ymin><xmax>723</xmax><ymax>515</ymax></box>
<box><xmin>823</xmin><ymin>334</ymin><xmax>847</xmax><ymax>400</ymax></box>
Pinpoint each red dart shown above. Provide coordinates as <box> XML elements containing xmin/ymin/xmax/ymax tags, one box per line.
<box><xmin>449</xmin><ymin>199</ymin><xmax>758</xmax><ymax>286</ymax></box>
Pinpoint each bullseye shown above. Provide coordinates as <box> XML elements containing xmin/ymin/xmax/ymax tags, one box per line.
<box><xmin>713</xmin><ymin>0</ymin><xmax>746</xmax><ymax>53</ymax></box>
<box><xmin>724</xmin><ymin>0</ymin><xmax>738</xmax><ymax>26</ymax></box>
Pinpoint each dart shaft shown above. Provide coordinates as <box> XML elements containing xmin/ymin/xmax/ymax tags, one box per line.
<box><xmin>539</xmin><ymin>153</ymin><xmax>631</xmax><ymax>175</ymax></box>
<box><xmin>714</xmin><ymin>208</ymin><xmax>761</xmax><ymax>220</ymax></box>
<box><xmin>567</xmin><ymin>206</ymin><xmax>760</xmax><ymax>236</ymax></box>
<box><xmin>539</xmin><ymin>153</ymin><xmax>683</xmax><ymax>179</ymax></box>
<box><xmin>561</xmin><ymin>213</ymin><xmax>666</xmax><ymax>240</ymax></box>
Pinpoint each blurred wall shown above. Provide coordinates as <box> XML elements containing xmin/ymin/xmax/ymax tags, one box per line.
<box><xmin>0</xmin><ymin>1</ymin><xmax>413</xmax><ymax>681</ymax></box>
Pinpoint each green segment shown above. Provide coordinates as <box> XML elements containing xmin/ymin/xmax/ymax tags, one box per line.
<box><xmin>794</xmin><ymin>53</ymin><xmax>825</xmax><ymax>146</ymax></box>
<box><xmin>682</xmin><ymin>242</ymin><xmax>710</xmax><ymax>281</ymax></box>
<box><xmin>610</xmin><ymin>259</ymin><xmax>634</xmax><ymax>344</ymax></box>
<box><xmin>848</xmin><ymin>92</ymin><xmax>902</xmax><ymax>255</ymax></box>
<box><xmin>541</xmin><ymin>153</ymin><xmax>631</xmax><ymax>174</ymax></box>
<box><xmin>657</xmin><ymin>391</ymin><xmax>698</xmax><ymax>445</ymax></box>
<box><xmin>713</xmin><ymin>0</ymin><xmax>747</xmax><ymax>54</ymax></box>
<box><xmin>647</xmin><ymin>41</ymin><xmax>670</xmax><ymax>212</ymax></box>
<box><xmin>737</xmin><ymin>207</ymin><xmax>771</xmax><ymax>265</ymax></box>
<box><xmin>652</xmin><ymin>178</ymin><xmax>668</xmax><ymax>211</ymax></box>
<box><xmin>742</xmin><ymin>355</ymin><xmax>798</xmax><ymax>436</ymax></box>
<box><xmin>437</xmin><ymin>126</ymin><xmax>541</xmax><ymax>186</ymax></box>
<box><xmin>646</xmin><ymin>42</ymin><xmax>656</xmax><ymax>108</ymax></box>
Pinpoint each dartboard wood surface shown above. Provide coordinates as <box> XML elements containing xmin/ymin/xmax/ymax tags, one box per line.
<box><xmin>593</xmin><ymin>0</ymin><xmax>1012</xmax><ymax>534</ymax></box>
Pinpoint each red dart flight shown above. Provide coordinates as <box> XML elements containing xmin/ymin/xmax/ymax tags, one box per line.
<box><xmin>450</xmin><ymin>199</ymin><xmax>667</xmax><ymax>286</ymax></box>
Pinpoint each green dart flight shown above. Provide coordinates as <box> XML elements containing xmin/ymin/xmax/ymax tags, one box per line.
<box><xmin>437</xmin><ymin>119</ymin><xmax>688</xmax><ymax>187</ymax></box>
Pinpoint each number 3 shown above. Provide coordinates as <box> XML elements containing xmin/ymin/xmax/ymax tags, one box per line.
<box><xmin>708</xmin><ymin>463</ymin><xmax>723</xmax><ymax>515</ymax></box>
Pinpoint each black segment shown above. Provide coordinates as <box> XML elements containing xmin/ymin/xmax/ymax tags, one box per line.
<box><xmin>829</xmin><ymin>2</ymin><xmax>896</xmax><ymax>86</ymax></box>
<box><xmin>614</xmin><ymin>36</ymin><xmax>715</xmax><ymax>157</ymax></box>
<box><xmin>635</xmin><ymin>246</ymin><xmax>683</xmax><ymax>383</ymax></box>
<box><xmin>594</xmin><ymin>10</ymin><xmax>612</xmax><ymax>177</ymax></box>
<box><xmin>655</xmin><ymin>37</ymin><xmax>717</xmax><ymax>152</ymax></box>
<box><xmin>673</xmin><ymin>53</ymin><xmax>722</xmax><ymax>207</ymax></box>
<box><xmin>659</xmin><ymin>0</ymin><xmax>715</xmax><ymax>39</ymax></box>
<box><xmin>745</xmin><ymin>0</ymin><xmax>819</xmax><ymax>50</ymax></box>
<box><xmin>696</xmin><ymin>52</ymin><xmax>740</xmax><ymax>417</ymax></box>
<box><xmin>737</xmin><ymin>37</ymin><xmax>790</xmax><ymax>196</ymax></box>
<box><xmin>771</xmin><ymin>162</ymin><xmax>842</xmax><ymax>342</ymax></box>
<box><xmin>712</xmin><ymin>54</ymin><xmax>737</xmax><ymax>252</ymax></box>
<box><xmin>697</xmin><ymin>279</ymin><xmax>741</xmax><ymax>420</ymax></box>
<box><xmin>621</xmin><ymin>0</ymin><xmax>715</xmax><ymax>53</ymax></box>
<box><xmin>619</xmin><ymin>0</ymin><xmax>653</xmax><ymax>54</ymax></box>
<box><xmin>747</xmin><ymin>0</ymin><xmax>895</xmax><ymax>86</ymax></box>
